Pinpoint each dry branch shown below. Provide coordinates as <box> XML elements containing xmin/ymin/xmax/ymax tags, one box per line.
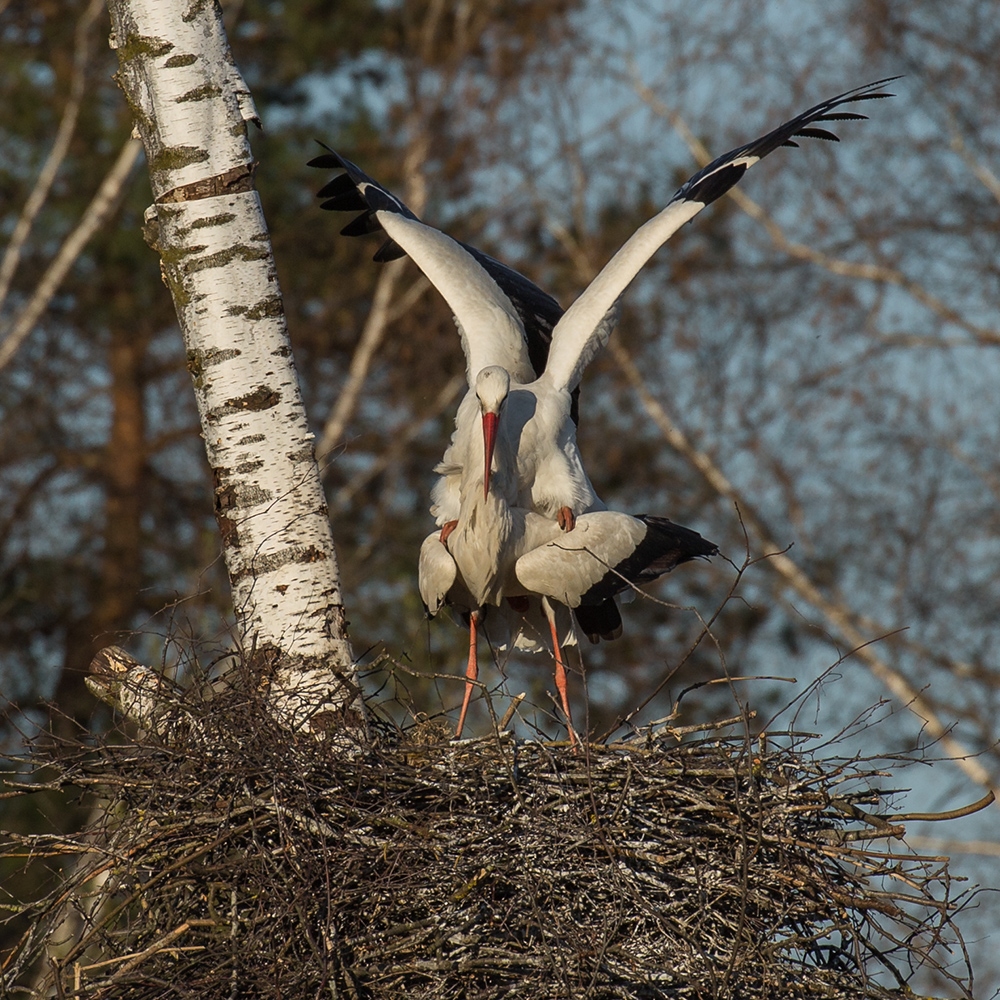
<box><xmin>0</xmin><ymin>139</ymin><xmax>142</xmax><ymax>372</ymax></box>
<box><xmin>0</xmin><ymin>0</ymin><xmax>106</xmax><ymax>316</ymax></box>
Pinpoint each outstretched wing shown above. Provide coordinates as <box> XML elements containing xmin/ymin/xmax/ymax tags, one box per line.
<box><xmin>310</xmin><ymin>148</ymin><xmax>563</xmax><ymax>387</ymax></box>
<box><xmin>541</xmin><ymin>77</ymin><xmax>900</xmax><ymax>393</ymax></box>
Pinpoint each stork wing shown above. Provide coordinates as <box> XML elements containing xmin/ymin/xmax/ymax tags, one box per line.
<box><xmin>310</xmin><ymin>147</ymin><xmax>563</xmax><ymax>386</ymax></box>
<box><xmin>458</xmin><ymin>244</ymin><xmax>564</xmax><ymax>383</ymax></box>
<box><xmin>515</xmin><ymin>512</ymin><xmax>717</xmax><ymax>608</ymax></box>
<box><xmin>541</xmin><ymin>77</ymin><xmax>899</xmax><ymax>393</ymax></box>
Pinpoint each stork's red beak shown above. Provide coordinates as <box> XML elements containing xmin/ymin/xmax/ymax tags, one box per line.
<box><xmin>482</xmin><ymin>411</ymin><xmax>498</xmax><ymax>498</ymax></box>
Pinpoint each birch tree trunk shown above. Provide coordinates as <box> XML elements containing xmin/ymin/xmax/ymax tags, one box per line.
<box><xmin>105</xmin><ymin>0</ymin><xmax>363</xmax><ymax>737</ymax></box>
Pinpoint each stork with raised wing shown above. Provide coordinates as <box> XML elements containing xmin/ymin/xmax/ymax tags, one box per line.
<box><xmin>310</xmin><ymin>78</ymin><xmax>898</xmax><ymax>531</ymax></box>
<box><xmin>417</xmin><ymin>367</ymin><xmax>581</xmax><ymax>737</ymax></box>
<box><xmin>417</xmin><ymin>365</ymin><xmax>716</xmax><ymax>742</ymax></box>
<box><xmin>311</xmin><ymin>79</ymin><xmax>896</xmax><ymax>738</ymax></box>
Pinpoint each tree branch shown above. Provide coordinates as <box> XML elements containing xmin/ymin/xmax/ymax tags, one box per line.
<box><xmin>947</xmin><ymin>127</ymin><xmax>1000</xmax><ymax>207</ymax></box>
<box><xmin>0</xmin><ymin>138</ymin><xmax>142</xmax><ymax>371</ymax></box>
<box><xmin>316</xmin><ymin>259</ymin><xmax>409</xmax><ymax>463</ymax></box>
<box><xmin>0</xmin><ymin>0</ymin><xmax>106</xmax><ymax>316</ymax></box>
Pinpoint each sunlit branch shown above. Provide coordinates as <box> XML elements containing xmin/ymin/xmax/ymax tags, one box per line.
<box><xmin>905</xmin><ymin>835</ymin><xmax>1000</xmax><ymax>857</ymax></box>
<box><xmin>317</xmin><ymin>259</ymin><xmax>409</xmax><ymax>463</ymax></box>
<box><xmin>0</xmin><ymin>138</ymin><xmax>142</xmax><ymax>371</ymax></box>
<box><xmin>945</xmin><ymin>117</ymin><xmax>1000</xmax><ymax>207</ymax></box>
<box><xmin>0</xmin><ymin>0</ymin><xmax>106</xmax><ymax>315</ymax></box>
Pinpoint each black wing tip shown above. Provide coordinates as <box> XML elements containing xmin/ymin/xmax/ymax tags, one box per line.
<box><xmin>573</xmin><ymin>600</ymin><xmax>623</xmax><ymax>645</ymax></box>
<box><xmin>339</xmin><ymin>215</ymin><xmax>376</xmax><ymax>237</ymax></box>
<box><xmin>679</xmin><ymin>74</ymin><xmax>901</xmax><ymax>206</ymax></box>
<box><xmin>849</xmin><ymin>90</ymin><xmax>897</xmax><ymax>104</ymax></box>
<box><xmin>793</xmin><ymin>127</ymin><xmax>841</xmax><ymax>142</ymax></box>
<box><xmin>307</xmin><ymin>140</ymin><xmax>343</xmax><ymax>169</ymax></box>
<box><xmin>373</xmin><ymin>240</ymin><xmax>406</xmax><ymax>262</ymax></box>
<box><xmin>848</xmin><ymin>75</ymin><xmax>903</xmax><ymax>96</ymax></box>
<box><xmin>819</xmin><ymin>78</ymin><xmax>899</xmax><ymax>112</ymax></box>
<box><xmin>307</xmin><ymin>153</ymin><xmax>341</xmax><ymax>170</ymax></box>
<box><xmin>793</xmin><ymin>76</ymin><xmax>901</xmax><ymax>132</ymax></box>
<box><xmin>636</xmin><ymin>515</ymin><xmax>719</xmax><ymax>560</ymax></box>
<box><xmin>306</xmin><ymin>142</ymin><xmax>366</xmax><ymax>189</ymax></box>
<box><xmin>309</xmin><ymin>143</ymin><xmax>421</xmax><ymax>253</ymax></box>
<box><xmin>814</xmin><ymin>112</ymin><xmax>870</xmax><ymax>123</ymax></box>
<box><xmin>682</xmin><ymin>161</ymin><xmax>749</xmax><ymax>207</ymax></box>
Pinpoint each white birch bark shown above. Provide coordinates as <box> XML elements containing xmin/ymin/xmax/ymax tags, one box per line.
<box><xmin>106</xmin><ymin>0</ymin><xmax>363</xmax><ymax>737</ymax></box>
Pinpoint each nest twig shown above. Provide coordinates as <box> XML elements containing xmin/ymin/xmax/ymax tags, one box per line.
<box><xmin>2</xmin><ymin>679</ymin><xmax>979</xmax><ymax>999</ymax></box>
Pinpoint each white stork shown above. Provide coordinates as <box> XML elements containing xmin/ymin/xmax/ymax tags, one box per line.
<box><xmin>309</xmin><ymin>78</ymin><xmax>898</xmax><ymax>530</ymax></box>
<box><xmin>420</xmin><ymin>500</ymin><xmax>717</xmax><ymax>741</ymax></box>
<box><xmin>310</xmin><ymin>79</ymin><xmax>896</xmax><ymax>736</ymax></box>
<box><xmin>415</xmin><ymin>361</ymin><xmax>717</xmax><ymax>741</ymax></box>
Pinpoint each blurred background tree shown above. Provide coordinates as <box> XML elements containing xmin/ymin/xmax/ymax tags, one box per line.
<box><xmin>2</xmin><ymin>0</ymin><xmax>999</xmax><ymax>991</ymax></box>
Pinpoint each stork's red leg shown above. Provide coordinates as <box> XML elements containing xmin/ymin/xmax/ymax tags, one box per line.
<box><xmin>543</xmin><ymin>600</ymin><xmax>577</xmax><ymax>748</ymax></box>
<box><xmin>455</xmin><ymin>610</ymin><xmax>479</xmax><ymax>738</ymax></box>
<box><xmin>439</xmin><ymin>519</ymin><xmax>458</xmax><ymax>544</ymax></box>
<box><xmin>556</xmin><ymin>506</ymin><xmax>576</xmax><ymax>532</ymax></box>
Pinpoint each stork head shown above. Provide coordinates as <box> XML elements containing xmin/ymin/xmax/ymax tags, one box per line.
<box><xmin>474</xmin><ymin>366</ymin><xmax>510</xmax><ymax>499</ymax></box>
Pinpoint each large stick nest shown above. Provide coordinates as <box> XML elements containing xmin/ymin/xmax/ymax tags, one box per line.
<box><xmin>3</xmin><ymin>676</ymin><xmax>978</xmax><ymax>999</ymax></box>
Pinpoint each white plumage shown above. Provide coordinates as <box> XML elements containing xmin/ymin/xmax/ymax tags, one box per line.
<box><xmin>418</xmin><ymin>500</ymin><xmax>717</xmax><ymax>740</ymax></box>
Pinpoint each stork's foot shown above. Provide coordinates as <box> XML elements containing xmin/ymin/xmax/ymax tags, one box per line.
<box><xmin>557</xmin><ymin>506</ymin><xmax>576</xmax><ymax>532</ymax></box>
<box><xmin>439</xmin><ymin>520</ymin><xmax>458</xmax><ymax>545</ymax></box>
